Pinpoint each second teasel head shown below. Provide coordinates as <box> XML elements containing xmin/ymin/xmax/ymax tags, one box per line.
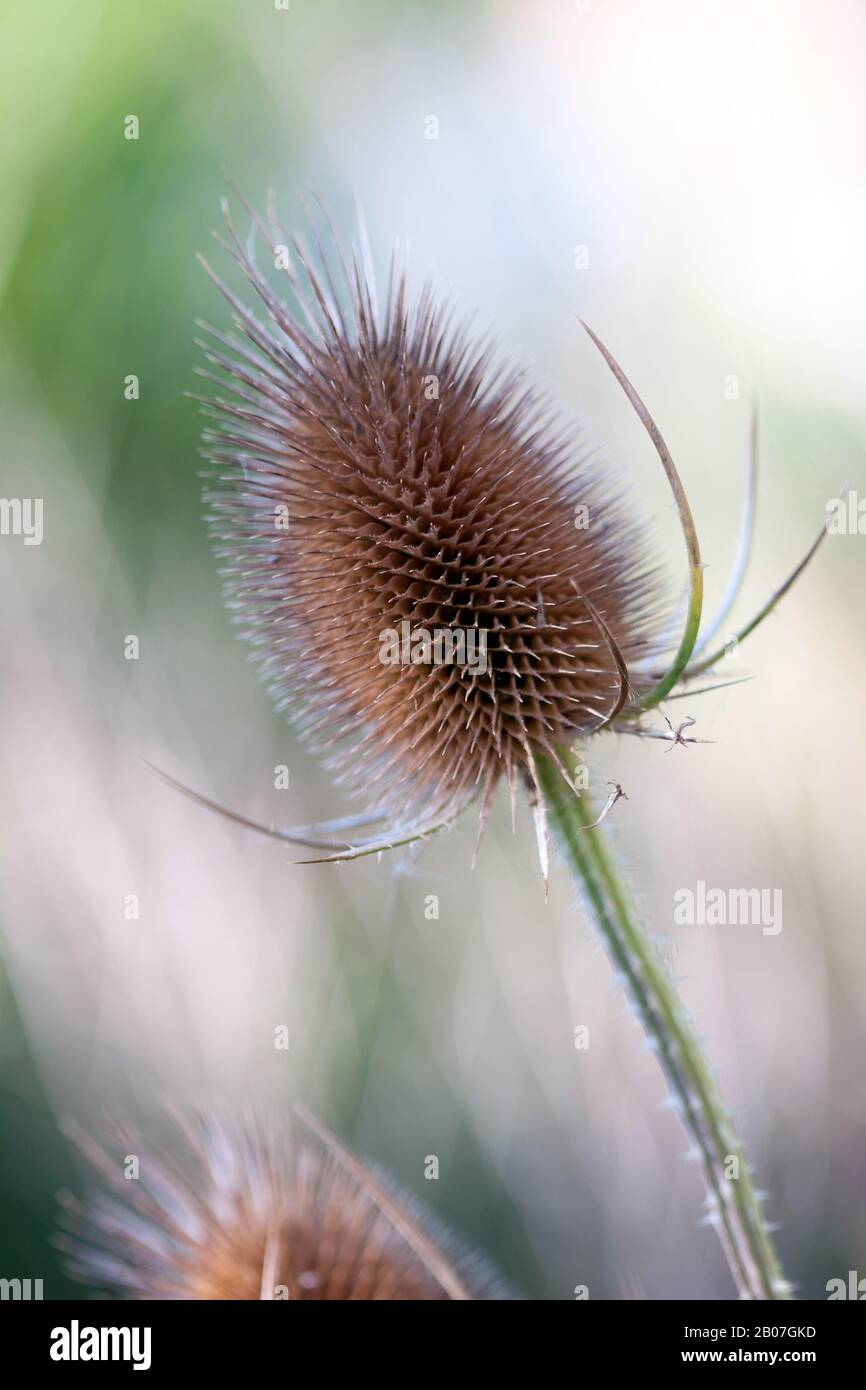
<box><xmin>58</xmin><ymin>1109</ymin><xmax>508</xmax><ymax>1301</ymax></box>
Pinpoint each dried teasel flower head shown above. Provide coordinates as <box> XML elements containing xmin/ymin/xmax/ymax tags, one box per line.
<box><xmin>182</xmin><ymin>195</ymin><xmax>826</xmax><ymax>884</ymax></box>
<box><xmin>194</xmin><ymin>198</ymin><xmax>665</xmax><ymax>870</ymax></box>
<box><xmin>57</xmin><ymin>1109</ymin><xmax>507</xmax><ymax>1301</ymax></box>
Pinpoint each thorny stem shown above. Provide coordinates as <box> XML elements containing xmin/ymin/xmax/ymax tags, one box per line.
<box><xmin>537</xmin><ymin>756</ymin><xmax>791</xmax><ymax>1301</ymax></box>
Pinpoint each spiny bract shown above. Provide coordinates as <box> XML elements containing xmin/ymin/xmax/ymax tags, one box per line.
<box><xmin>198</xmin><ymin>199</ymin><xmax>663</xmax><ymax>847</ymax></box>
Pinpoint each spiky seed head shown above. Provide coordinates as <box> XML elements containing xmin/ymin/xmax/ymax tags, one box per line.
<box><xmin>58</xmin><ymin>1111</ymin><xmax>506</xmax><ymax>1300</ymax></box>
<box><xmin>198</xmin><ymin>201</ymin><xmax>662</xmax><ymax>837</ymax></box>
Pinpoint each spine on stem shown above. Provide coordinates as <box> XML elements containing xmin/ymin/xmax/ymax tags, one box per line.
<box><xmin>537</xmin><ymin>756</ymin><xmax>790</xmax><ymax>1301</ymax></box>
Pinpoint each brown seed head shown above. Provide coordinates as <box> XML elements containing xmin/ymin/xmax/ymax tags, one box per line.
<box><xmin>58</xmin><ymin>1111</ymin><xmax>506</xmax><ymax>1300</ymax></box>
<box><xmin>198</xmin><ymin>201</ymin><xmax>663</xmax><ymax>836</ymax></box>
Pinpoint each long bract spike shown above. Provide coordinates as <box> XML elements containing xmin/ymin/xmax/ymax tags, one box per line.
<box><xmin>693</xmin><ymin>401</ymin><xmax>759</xmax><ymax>655</ymax></box>
<box><xmin>145</xmin><ymin>760</ymin><xmax>418</xmax><ymax>851</ymax></box>
<box><xmin>294</xmin><ymin>1107</ymin><xmax>472</xmax><ymax>1300</ymax></box>
<box><xmin>683</xmin><ymin>522</ymin><xmax>827</xmax><ymax>679</ymax></box>
<box><xmin>579</xmin><ymin>320</ymin><xmax>703</xmax><ymax>709</ymax></box>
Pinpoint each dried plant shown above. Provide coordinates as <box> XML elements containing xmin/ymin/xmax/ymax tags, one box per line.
<box><xmin>160</xmin><ymin>194</ymin><xmax>826</xmax><ymax>1299</ymax></box>
<box><xmin>58</xmin><ymin>1109</ymin><xmax>506</xmax><ymax>1300</ymax></box>
<box><xmin>195</xmin><ymin>198</ymin><xmax>662</xmax><ymax>872</ymax></box>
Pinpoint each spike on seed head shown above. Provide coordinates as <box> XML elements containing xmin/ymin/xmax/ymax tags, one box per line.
<box><xmin>197</xmin><ymin>198</ymin><xmax>665</xmax><ymax>844</ymax></box>
<box><xmin>57</xmin><ymin>1110</ymin><xmax>508</xmax><ymax>1301</ymax></box>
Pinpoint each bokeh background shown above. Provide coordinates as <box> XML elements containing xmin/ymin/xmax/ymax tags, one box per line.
<box><xmin>1</xmin><ymin>0</ymin><xmax>864</xmax><ymax>1300</ymax></box>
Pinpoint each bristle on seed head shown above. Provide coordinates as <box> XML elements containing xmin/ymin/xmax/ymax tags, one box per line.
<box><xmin>198</xmin><ymin>199</ymin><xmax>663</xmax><ymax>836</ymax></box>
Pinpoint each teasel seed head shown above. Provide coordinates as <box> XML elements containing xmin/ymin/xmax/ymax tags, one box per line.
<box><xmin>195</xmin><ymin>198</ymin><xmax>664</xmax><ymax>872</ymax></box>
<box><xmin>188</xmin><ymin>196</ymin><xmax>826</xmax><ymax>885</ymax></box>
<box><xmin>57</xmin><ymin>1109</ymin><xmax>509</xmax><ymax>1300</ymax></box>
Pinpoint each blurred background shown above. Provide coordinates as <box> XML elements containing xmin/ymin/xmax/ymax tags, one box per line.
<box><xmin>0</xmin><ymin>0</ymin><xmax>864</xmax><ymax>1300</ymax></box>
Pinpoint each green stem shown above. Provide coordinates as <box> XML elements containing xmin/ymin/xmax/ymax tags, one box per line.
<box><xmin>538</xmin><ymin>757</ymin><xmax>791</xmax><ymax>1301</ymax></box>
